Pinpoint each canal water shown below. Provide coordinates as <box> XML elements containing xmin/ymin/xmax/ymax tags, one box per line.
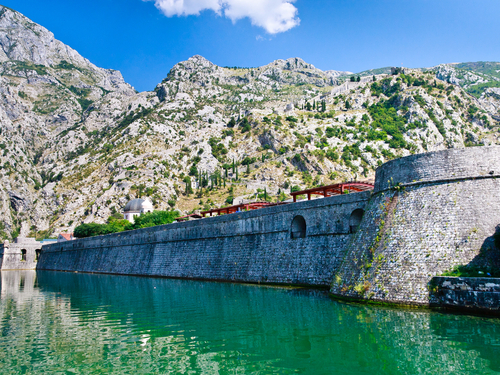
<box><xmin>0</xmin><ymin>271</ymin><xmax>499</xmax><ymax>374</ymax></box>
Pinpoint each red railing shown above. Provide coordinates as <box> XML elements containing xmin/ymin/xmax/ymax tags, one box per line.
<box><xmin>289</xmin><ymin>182</ymin><xmax>374</xmax><ymax>202</ymax></box>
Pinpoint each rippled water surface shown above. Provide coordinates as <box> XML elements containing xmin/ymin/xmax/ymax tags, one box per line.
<box><xmin>0</xmin><ymin>271</ymin><xmax>500</xmax><ymax>374</ymax></box>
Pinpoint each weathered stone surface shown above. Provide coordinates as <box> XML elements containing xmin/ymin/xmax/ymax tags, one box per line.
<box><xmin>431</xmin><ymin>277</ymin><xmax>500</xmax><ymax>313</ymax></box>
<box><xmin>0</xmin><ymin>237</ymin><xmax>41</xmax><ymax>270</ymax></box>
<box><xmin>37</xmin><ymin>146</ymin><xmax>500</xmax><ymax>308</ymax></box>
<box><xmin>331</xmin><ymin>146</ymin><xmax>500</xmax><ymax>305</ymax></box>
<box><xmin>37</xmin><ymin>192</ymin><xmax>370</xmax><ymax>287</ymax></box>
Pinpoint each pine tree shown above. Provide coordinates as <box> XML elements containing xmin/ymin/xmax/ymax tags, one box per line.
<box><xmin>232</xmin><ymin>159</ymin><xmax>235</xmax><ymax>174</ymax></box>
<box><xmin>313</xmin><ymin>100</ymin><xmax>316</xmax><ymax>110</ymax></box>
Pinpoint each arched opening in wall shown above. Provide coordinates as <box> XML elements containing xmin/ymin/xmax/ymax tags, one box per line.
<box><xmin>291</xmin><ymin>215</ymin><xmax>307</xmax><ymax>239</ymax></box>
<box><xmin>349</xmin><ymin>209</ymin><xmax>364</xmax><ymax>234</ymax></box>
<box><xmin>20</xmin><ymin>249</ymin><xmax>27</xmax><ymax>262</ymax></box>
<box><xmin>35</xmin><ymin>249</ymin><xmax>41</xmax><ymax>262</ymax></box>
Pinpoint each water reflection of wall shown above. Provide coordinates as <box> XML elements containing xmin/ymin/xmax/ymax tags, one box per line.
<box><xmin>0</xmin><ymin>270</ymin><xmax>39</xmax><ymax>302</ymax></box>
<box><xmin>31</xmin><ymin>271</ymin><xmax>500</xmax><ymax>374</ymax></box>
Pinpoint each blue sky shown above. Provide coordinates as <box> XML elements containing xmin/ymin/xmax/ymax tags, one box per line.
<box><xmin>5</xmin><ymin>0</ymin><xmax>500</xmax><ymax>92</ymax></box>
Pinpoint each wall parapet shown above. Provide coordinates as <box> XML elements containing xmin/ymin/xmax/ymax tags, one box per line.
<box><xmin>374</xmin><ymin>146</ymin><xmax>500</xmax><ymax>193</ymax></box>
<box><xmin>42</xmin><ymin>191</ymin><xmax>371</xmax><ymax>254</ymax></box>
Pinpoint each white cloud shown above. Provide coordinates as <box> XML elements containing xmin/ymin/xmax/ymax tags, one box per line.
<box><xmin>147</xmin><ymin>0</ymin><xmax>300</xmax><ymax>34</ymax></box>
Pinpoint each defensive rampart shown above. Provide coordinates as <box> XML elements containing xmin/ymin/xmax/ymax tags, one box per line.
<box><xmin>37</xmin><ymin>191</ymin><xmax>370</xmax><ymax>287</ymax></box>
<box><xmin>0</xmin><ymin>238</ymin><xmax>42</xmax><ymax>270</ymax></box>
<box><xmin>37</xmin><ymin>146</ymin><xmax>500</xmax><ymax>307</ymax></box>
<box><xmin>331</xmin><ymin>146</ymin><xmax>500</xmax><ymax>305</ymax></box>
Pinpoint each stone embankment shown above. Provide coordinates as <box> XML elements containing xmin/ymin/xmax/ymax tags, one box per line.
<box><xmin>430</xmin><ymin>277</ymin><xmax>500</xmax><ymax>313</ymax></box>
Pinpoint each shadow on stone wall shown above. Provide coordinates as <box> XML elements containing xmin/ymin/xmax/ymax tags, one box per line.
<box><xmin>465</xmin><ymin>224</ymin><xmax>500</xmax><ymax>271</ymax></box>
<box><xmin>428</xmin><ymin>225</ymin><xmax>500</xmax><ymax>313</ymax></box>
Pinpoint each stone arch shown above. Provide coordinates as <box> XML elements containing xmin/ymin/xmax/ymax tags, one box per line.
<box><xmin>291</xmin><ymin>215</ymin><xmax>306</xmax><ymax>239</ymax></box>
<box><xmin>20</xmin><ymin>249</ymin><xmax>27</xmax><ymax>262</ymax></box>
<box><xmin>349</xmin><ymin>209</ymin><xmax>364</xmax><ymax>233</ymax></box>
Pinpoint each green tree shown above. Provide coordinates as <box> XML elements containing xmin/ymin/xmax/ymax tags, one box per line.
<box><xmin>184</xmin><ymin>176</ymin><xmax>193</xmax><ymax>195</ymax></box>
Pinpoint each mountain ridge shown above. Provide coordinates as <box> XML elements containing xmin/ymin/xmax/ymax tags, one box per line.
<box><xmin>0</xmin><ymin>4</ymin><xmax>498</xmax><ymax>240</ymax></box>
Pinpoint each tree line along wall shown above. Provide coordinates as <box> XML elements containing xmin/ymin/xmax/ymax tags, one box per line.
<box><xmin>330</xmin><ymin>146</ymin><xmax>500</xmax><ymax>305</ymax></box>
<box><xmin>37</xmin><ymin>191</ymin><xmax>371</xmax><ymax>287</ymax></box>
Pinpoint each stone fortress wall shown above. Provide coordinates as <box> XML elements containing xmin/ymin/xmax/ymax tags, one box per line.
<box><xmin>36</xmin><ymin>146</ymin><xmax>500</xmax><ymax>307</ymax></box>
<box><xmin>0</xmin><ymin>237</ymin><xmax>42</xmax><ymax>270</ymax></box>
<box><xmin>330</xmin><ymin>146</ymin><xmax>500</xmax><ymax>305</ymax></box>
<box><xmin>37</xmin><ymin>191</ymin><xmax>370</xmax><ymax>287</ymax></box>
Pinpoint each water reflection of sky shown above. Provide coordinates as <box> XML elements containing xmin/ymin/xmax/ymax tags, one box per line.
<box><xmin>0</xmin><ymin>270</ymin><xmax>499</xmax><ymax>374</ymax></box>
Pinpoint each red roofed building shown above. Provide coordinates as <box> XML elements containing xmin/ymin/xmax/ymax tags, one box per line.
<box><xmin>57</xmin><ymin>233</ymin><xmax>74</xmax><ymax>242</ymax></box>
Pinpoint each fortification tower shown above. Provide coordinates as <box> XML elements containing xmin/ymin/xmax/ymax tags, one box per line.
<box><xmin>331</xmin><ymin>145</ymin><xmax>500</xmax><ymax>305</ymax></box>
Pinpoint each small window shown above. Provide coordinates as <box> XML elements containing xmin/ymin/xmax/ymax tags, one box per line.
<box><xmin>35</xmin><ymin>249</ymin><xmax>41</xmax><ymax>262</ymax></box>
<box><xmin>20</xmin><ymin>249</ymin><xmax>27</xmax><ymax>262</ymax></box>
<box><xmin>349</xmin><ymin>209</ymin><xmax>364</xmax><ymax>234</ymax></box>
<box><xmin>291</xmin><ymin>215</ymin><xmax>307</xmax><ymax>239</ymax></box>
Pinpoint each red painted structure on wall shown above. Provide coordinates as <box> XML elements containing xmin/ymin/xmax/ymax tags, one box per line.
<box><xmin>290</xmin><ymin>182</ymin><xmax>374</xmax><ymax>202</ymax></box>
<box><xmin>201</xmin><ymin>202</ymin><xmax>286</xmax><ymax>217</ymax></box>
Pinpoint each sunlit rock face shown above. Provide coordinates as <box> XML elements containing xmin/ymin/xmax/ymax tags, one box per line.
<box><xmin>0</xmin><ymin>4</ymin><xmax>499</xmax><ymax>240</ymax></box>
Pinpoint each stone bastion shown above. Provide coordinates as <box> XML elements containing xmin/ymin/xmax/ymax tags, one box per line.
<box><xmin>330</xmin><ymin>145</ymin><xmax>500</xmax><ymax>305</ymax></box>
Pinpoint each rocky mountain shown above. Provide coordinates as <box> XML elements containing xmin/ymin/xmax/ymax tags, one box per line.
<box><xmin>0</xmin><ymin>5</ymin><xmax>499</xmax><ymax>240</ymax></box>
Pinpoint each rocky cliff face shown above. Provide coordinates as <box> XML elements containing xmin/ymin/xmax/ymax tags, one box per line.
<box><xmin>0</xmin><ymin>5</ymin><xmax>499</xmax><ymax>240</ymax></box>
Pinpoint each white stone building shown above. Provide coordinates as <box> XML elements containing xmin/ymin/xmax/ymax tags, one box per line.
<box><xmin>123</xmin><ymin>198</ymin><xmax>154</xmax><ymax>223</ymax></box>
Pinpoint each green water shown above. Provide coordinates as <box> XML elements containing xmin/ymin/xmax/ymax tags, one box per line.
<box><xmin>0</xmin><ymin>271</ymin><xmax>499</xmax><ymax>374</ymax></box>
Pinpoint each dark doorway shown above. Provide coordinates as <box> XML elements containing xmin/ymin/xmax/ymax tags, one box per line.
<box><xmin>291</xmin><ymin>216</ymin><xmax>307</xmax><ymax>239</ymax></box>
<box><xmin>349</xmin><ymin>209</ymin><xmax>364</xmax><ymax>233</ymax></box>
